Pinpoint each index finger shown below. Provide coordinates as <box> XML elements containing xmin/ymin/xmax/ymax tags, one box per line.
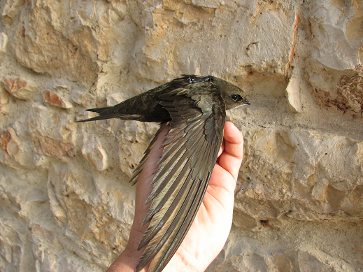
<box><xmin>218</xmin><ymin>122</ymin><xmax>244</xmax><ymax>180</ymax></box>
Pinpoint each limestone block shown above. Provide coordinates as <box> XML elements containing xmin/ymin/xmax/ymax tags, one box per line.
<box><xmin>210</xmin><ymin>221</ymin><xmax>361</xmax><ymax>272</ymax></box>
<box><xmin>0</xmin><ymin>32</ymin><xmax>8</xmax><ymax>57</ymax></box>
<box><xmin>298</xmin><ymin>251</ymin><xmax>335</xmax><ymax>272</ymax></box>
<box><xmin>0</xmin><ymin>105</ymin><xmax>8</xmax><ymax>114</ymax></box>
<box><xmin>2</xmin><ymin>77</ymin><xmax>38</xmax><ymax>100</ymax></box>
<box><xmin>71</xmin><ymin>88</ymin><xmax>96</xmax><ymax>108</ymax></box>
<box><xmin>309</xmin><ymin>0</ymin><xmax>362</xmax><ymax>71</ymax></box>
<box><xmin>286</xmin><ymin>67</ymin><xmax>303</xmax><ymax>112</ymax></box>
<box><xmin>237</xmin><ymin>127</ymin><xmax>363</xmax><ymax>221</ymax></box>
<box><xmin>266</xmin><ymin>250</ymin><xmax>338</xmax><ymax>272</ymax></box>
<box><xmin>267</xmin><ymin>253</ymin><xmax>295</xmax><ymax>271</ymax></box>
<box><xmin>28</xmin><ymin>103</ymin><xmax>75</xmax><ymax>160</ymax></box>
<box><xmin>2</xmin><ymin>0</ymin><xmax>24</xmax><ymax>24</ymax></box>
<box><xmin>106</xmin><ymin>92</ymin><xmax>127</xmax><ymax>106</ymax></box>
<box><xmin>132</xmin><ymin>0</ymin><xmax>295</xmax><ymax>82</ymax></box>
<box><xmin>46</xmin><ymin>162</ymin><xmax>133</xmax><ymax>268</ymax></box>
<box><xmin>43</xmin><ymin>89</ymin><xmax>72</xmax><ymax>109</ymax></box>
<box><xmin>213</xmin><ymin>252</ymin><xmax>269</xmax><ymax>271</ymax></box>
<box><xmin>11</xmin><ymin>4</ymin><xmax>98</xmax><ymax>86</ymax></box>
<box><xmin>0</xmin><ymin>85</ymin><xmax>9</xmax><ymax>115</ymax></box>
<box><xmin>10</xmin><ymin>1</ymin><xmax>133</xmax><ymax>87</ymax></box>
<box><xmin>303</xmin><ymin>2</ymin><xmax>363</xmax><ymax>115</ymax></box>
<box><xmin>0</xmin><ymin>198</ymin><xmax>32</xmax><ymax>272</ymax></box>
<box><xmin>82</xmin><ymin>135</ymin><xmax>108</xmax><ymax>171</ymax></box>
<box><xmin>191</xmin><ymin>0</ymin><xmax>220</xmax><ymax>9</ymax></box>
<box><xmin>0</xmin><ymin>128</ymin><xmax>36</xmax><ymax>167</ymax></box>
<box><xmin>232</xmin><ymin>210</ymin><xmax>257</xmax><ymax>229</ymax></box>
<box><xmin>0</xmin><ymin>85</ymin><xmax>9</xmax><ymax>105</ymax></box>
<box><xmin>313</xmin><ymin>66</ymin><xmax>363</xmax><ymax>114</ymax></box>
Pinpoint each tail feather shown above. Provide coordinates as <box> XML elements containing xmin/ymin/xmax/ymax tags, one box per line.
<box><xmin>77</xmin><ymin>113</ymin><xmax>120</xmax><ymax>122</ymax></box>
<box><xmin>86</xmin><ymin>107</ymin><xmax>112</xmax><ymax>114</ymax></box>
<box><xmin>76</xmin><ymin>106</ymin><xmax>119</xmax><ymax>122</ymax></box>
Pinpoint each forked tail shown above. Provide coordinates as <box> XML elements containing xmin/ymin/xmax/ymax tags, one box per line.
<box><xmin>77</xmin><ymin>107</ymin><xmax>119</xmax><ymax>122</ymax></box>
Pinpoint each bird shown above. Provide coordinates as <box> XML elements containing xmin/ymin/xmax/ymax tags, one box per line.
<box><xmin>78</xmin><ymin>75</ymin><xmax>250</xmax><ymax>272</ymax></box>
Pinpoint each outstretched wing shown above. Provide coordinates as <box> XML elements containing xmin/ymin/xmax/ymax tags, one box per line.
<box><xmin>133</xmin><ymin>82</ymin><xmax>226</xmax><ymax>272</ymax></box>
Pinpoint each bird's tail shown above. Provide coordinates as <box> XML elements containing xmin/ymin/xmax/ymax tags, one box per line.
<box><xmin>77</xmin><ymin>106</ymin><xmax>119</xmax><ymax>122</ymax></box>
<box><xmin>87</xmin><ymin>107</ymin><xmax>112</xmax><ymax>114</ymax></box>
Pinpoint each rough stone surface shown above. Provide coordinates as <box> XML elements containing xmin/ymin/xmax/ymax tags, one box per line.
<box><xmin>43</xmin><ymin>89</ymin><xmax>73</xmax><ymax>109</ymax></box>
<box><xmin>0</xmin><ymin>32</ymin><xmax>8</xmax><ymax>57</ymax></box>
<box><xmin>28</xmin><ymin>103</ymin><xmax>76</xmax><ymax>160</ymax></box>
<box><xmin>0</xmin><ymin>0</ymin><xmax>362</xmax><ymax>271</ymax></box>
<box><xmin>82</xmin><ymin>135</ymin><xmax>108</xmax><ymax>171</ymax></box>
<box><xmin>2</xmin><ymin>77</ymin><xmax>38</xmax><ymax>100</ymax></box>
<box><xmin>0</xmin><ymin>85</ymin><xmax>9</xmax><ymax>114</ymax></box>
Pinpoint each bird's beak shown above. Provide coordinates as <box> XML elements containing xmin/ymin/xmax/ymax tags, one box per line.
<box><xmin>245</xmin><ymin>99</ymin><xmax>250</xmax><ymax>105</ymax></box>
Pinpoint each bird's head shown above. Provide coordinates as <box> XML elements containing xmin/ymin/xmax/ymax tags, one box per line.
<box><xmin>212</xmin><ymin>77</ymin><xmax>250</xmax><ymax>110</ymax></box>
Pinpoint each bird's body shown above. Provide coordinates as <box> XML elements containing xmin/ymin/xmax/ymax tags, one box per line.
<box><xmin>79</xmin><ymin>75</ymin><xmax>249</xmax><ymax>272</ymax></box>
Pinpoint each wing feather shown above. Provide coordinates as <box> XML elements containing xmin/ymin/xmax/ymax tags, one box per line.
<box><xmin>129</xmin><ymin>122</ymin><xmax>169</xmax><ymax>185</ymax></box>
<box><xmin>143</xmin><ymin>161</ymin><xmax>192</xmax><ymax>224</ymax></box>
<box><xmin>135</xmin><ymin>83</ymin><xmax>226</xmax><ymax>272</ymax></box>
<box><xmin>136</xmin><ymin>172</ymin><xmax>201</xmax><ymax>271</ymax></box>
<box><xmin>138</xmin><ymin>167</ymin><xmax>194</xmax><ymax>249</ymax></box>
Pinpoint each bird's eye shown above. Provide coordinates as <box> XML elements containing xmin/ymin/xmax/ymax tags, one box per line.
<box><xmin>231</xmin><ymin>94</ymin><xmax>242</xmax><ymax>102</ymax></box>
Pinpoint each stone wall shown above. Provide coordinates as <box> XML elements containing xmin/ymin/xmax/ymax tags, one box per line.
<box><xmin>0</xmin><ymin>0</ymin><xmax>362</xmax><ymax>271</ymax></box>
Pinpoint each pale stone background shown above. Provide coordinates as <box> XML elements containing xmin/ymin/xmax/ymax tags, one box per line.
<box><xmin>0</xmin><ymin>0</ymin><xmax>362</xmax><ymax>271</ymax></box>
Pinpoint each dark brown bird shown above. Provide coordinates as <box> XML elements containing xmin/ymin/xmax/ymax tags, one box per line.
<box><xmin>78</xmin><ymin>75</ymin><xmax>249</xmax><ymax>272</ymax></box>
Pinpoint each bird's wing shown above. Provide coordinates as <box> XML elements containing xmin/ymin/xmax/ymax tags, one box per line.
<box><xmin>133</xmin><ymin>83</ymin><xmax>226</xmax><ymax>272</ymax></box>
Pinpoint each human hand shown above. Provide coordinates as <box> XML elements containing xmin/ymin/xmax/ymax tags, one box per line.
<box><xmin>107</xmin><ymin>121</ymin><xmax>244</xmax><ymax>272</ymax></box>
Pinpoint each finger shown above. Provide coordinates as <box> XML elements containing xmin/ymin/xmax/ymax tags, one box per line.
<box><xmin>218</xmin><ymin>122</ymin><xmax>244</xmax><ymax>181</ymax></box>
<box><xmin>218</xmin><ymin>141</ymin><xmax>224</xmax><ymax>157</ymax></box>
